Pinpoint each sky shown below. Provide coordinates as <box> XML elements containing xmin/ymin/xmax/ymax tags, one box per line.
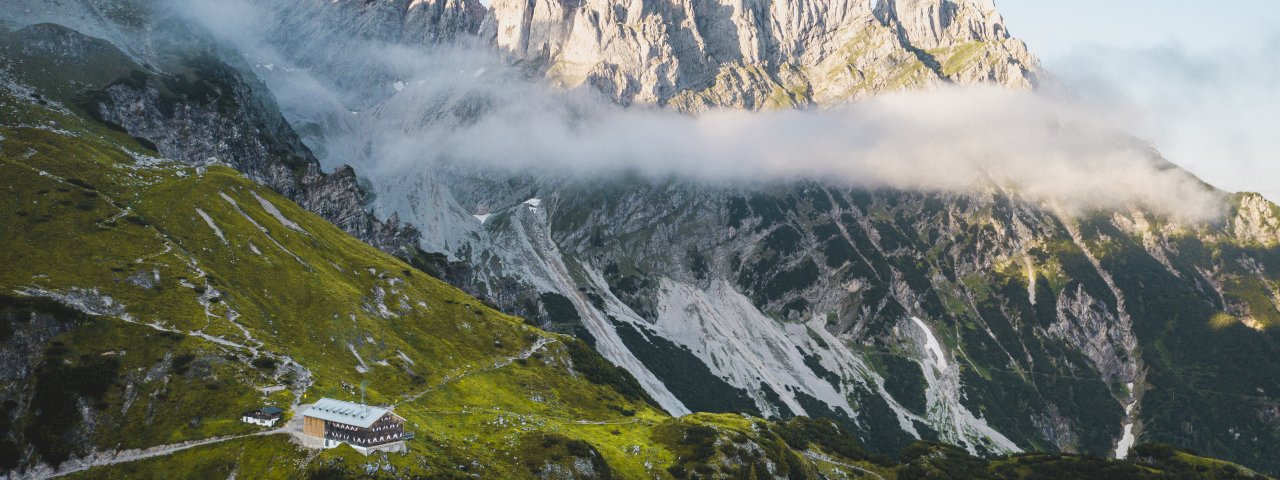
<box><xmin>999</xmin><ymin>0</ymin><xmax>1280</xmax><ymax>202</ymax></box>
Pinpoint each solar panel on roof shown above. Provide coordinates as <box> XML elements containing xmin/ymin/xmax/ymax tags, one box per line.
<box><xmin>306</xmin><ymin>398</ymin><xmax>397</xmax><ymax>429</ymax></box>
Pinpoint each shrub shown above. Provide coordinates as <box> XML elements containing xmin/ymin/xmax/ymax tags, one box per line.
<box><xmin>563</xmin><ymin>339</ymin><xmax>655</xmax><ymax>407</ymax></box>
<box><xmin>776</xmin><ymin>417</ymin><xmax>888</xmax><ymax>466</ymax></box>
<box><xmin>64</xmin><ymin>178</ymin><xmax>97</xmax><ymax>191</ymax></box>
<box><xmin>172</xmin><ymin>354</ymin><xmax>196</xmax><ymax>375</ymax></box>
<box><xmin>124</xmin><ymin>215</ymin><xmax>151</xmax><ymax>226</ymax></box>
<box><xmin>25</xmin><ymin>352</ymin><xmax>120</xmax><ymax>465</ymax></box>
<box><xmin>251</xmin><ymin>357</ymin><xmax>277</xmax><ymax>370</ymax></box>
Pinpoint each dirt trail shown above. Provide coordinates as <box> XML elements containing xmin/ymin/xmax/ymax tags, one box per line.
<box><xmin>802</xmin><ymin>451</ymin><xmax>887</xmax><ymax>480</ymax></box>
<box><xmin>12</xmin><ymin>338</ymin><xmax>555</xmax><ymax>478</ymax></box>
<box><xmin>395</xmin><ymin>337</ymin><xmax>553</xmax><ymax>407</ymax></box>
<box><xmin>15</xmin><ymin>425</ymin><xmax>292</xmax><ymax>480</ymax></box>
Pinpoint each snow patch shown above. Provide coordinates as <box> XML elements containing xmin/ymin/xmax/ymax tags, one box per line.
<box><xmin>473</xmin><ymin>213</ymin><xmax>491</xmax><ymax>224</ymax></box>
<box><xmin>397</xmin><ymin>351</ymin><xmax>415</xmax><ymax>365</ymax></box>
<box><xmin>221</xmin><ymin>192</ymin><xmax>308</xmax><ymax>266</ymax></box>
<box><xmin>1114</xmin><ymin>382</ymin><xmax>1138</xmax><ymax>459</ymax></box>
<box><xmin>1025</xmin><ymin>258</ymin><xmax>1037</xmax><ymax>306</ymax></box>
<box><xmin>393</xmin><ymin>80</ymin><xmax>406</xmax><ymax>92</ymax></box>
<box><xmin>911</xmin><ymin>317</ymin><xmax>948</xmax><ymax>372</ymax></box>
<box><xmin>349</xmin><ymin>344</ymin><xmax>369</xmax><ymax>373</ymax></box>
<box><xmin>195</xmin><ymin>208</ymin><xmax>227</xmax><ymax>244</ymax></box>
<box><xmin>251</xmin><ymin>191</ymin><xmax>306</xmax><ymax>233</ymax></box>
<box><xmin>523</xmin><ymin>198</ymin><xmax>541</xmax><ymax>208</ymax></box>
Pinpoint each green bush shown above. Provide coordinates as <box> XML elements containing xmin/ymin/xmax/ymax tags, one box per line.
<box><xmin>24</xmin><ymin>351</ymin><xmax>121</xmax><ymax>465</ymax></box>
<box><xmin>250</xmin><ymin>357</ymin><xmax>276</xmax><ymax>370</ymax></box>
<box><xmin>775</xmin><ymin>417</ymin><xmax>893</xmax><ymax>467</ymax></box>
<box><xmin>519</xmin><ymin>433</ymin><xmax>613</xmax><ymax>479</ymax></box>
<box><xmin>172</xmin><ymin>354</ymin><xmax>196</xmax><ymax>375</ymax></box>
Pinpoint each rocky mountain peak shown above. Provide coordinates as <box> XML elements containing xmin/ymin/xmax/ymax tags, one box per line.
<box><xmin>479</xmin><ymin>0</ymin><xmax>1040</xmax><ymax>110</ymax></box>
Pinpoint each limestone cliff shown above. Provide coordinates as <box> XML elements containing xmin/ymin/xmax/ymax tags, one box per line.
<box><xmin>480</xmin><ymin>0</ymin><xmax>1040</xmax><ymax>110</ymax></box>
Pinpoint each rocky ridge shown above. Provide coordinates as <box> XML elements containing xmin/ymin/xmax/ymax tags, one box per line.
<box><xmin>220</xmin><ymin>0</ymin><xmax>1041</xmax><ymax>111</ymax></box>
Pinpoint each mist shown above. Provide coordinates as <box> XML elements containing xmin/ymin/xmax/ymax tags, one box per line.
<box><xmin>168</xmin><ymin>0</ymin><xmax>1226</xmax><ymax>223</ymax></box>
<box><xmin>1050</xmin><ymin>37</ymin><xmax>1280</xmax><ymax>204</ymax></box>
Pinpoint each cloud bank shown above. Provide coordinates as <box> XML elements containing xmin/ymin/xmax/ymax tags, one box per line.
<box><xmin>172</xmin><ymin>0</ymin><xmax>1226</xmax><ymax>222</ymax></box>
<box><xmin>1050</xmin><ymin>36</ymin><xmax>1280</xmax><ymax>204</ymax></box>
<box><xmin>394</xmin><ymin>85</ymin><xmax>1221</xmax><ymax>220</ymax></box>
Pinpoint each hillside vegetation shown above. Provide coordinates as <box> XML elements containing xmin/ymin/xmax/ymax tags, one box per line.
<box><xmin>0</xmin><ymin>76</ymin><xmax>900</xmax><ymax>478</ymax></box>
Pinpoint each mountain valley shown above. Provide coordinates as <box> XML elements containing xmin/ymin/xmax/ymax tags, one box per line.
<box><xmin>2</xmin><ymin>0</ymin><xmax>1280</xmax><ymax>478</ymax></box>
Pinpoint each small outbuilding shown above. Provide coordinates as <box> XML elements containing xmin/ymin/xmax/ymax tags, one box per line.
<box><xmin>242</xmin><ymin>406</ymin><xmax>284</xmax><ymax>427</ymax></box>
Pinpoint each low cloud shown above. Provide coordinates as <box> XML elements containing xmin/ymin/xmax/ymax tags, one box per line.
<box><xmin>395</xmin><ymin>85</ymin><xmax>1223</xmax><ymax>221</ymax></box>
<box><xmin>174</xmin><ymin>0</ymin><xmax>1227</xmax><ymax>222</ymax></box>
<box><xmin>1051</xmin><ymin>36</ymin><xmax>1280</xmax><ymax>204</ymax></box>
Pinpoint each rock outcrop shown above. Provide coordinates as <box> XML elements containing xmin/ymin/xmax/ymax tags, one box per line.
<box><xmin>876</xmin><ymin>0</ymin><xmax>1005</xmax><ymax>49</ymax></box>
<box><xmin>266</xmin><ymin>0</ymin><xmax>487</xmax><ymax>93</ymax></box>
<box><xmin>1231</xmin><ymin>192</ymin><xmax>1280</xmax><ymax>247</ymax></box>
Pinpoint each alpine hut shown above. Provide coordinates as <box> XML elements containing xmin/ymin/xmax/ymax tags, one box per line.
<box><xmin>301</xmin><ymin>398</ymin><xmax>407</xmax><ymax>454</ymax></box>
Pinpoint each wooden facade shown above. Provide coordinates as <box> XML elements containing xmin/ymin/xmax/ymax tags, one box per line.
<box><xmin>303</xmin><ymin>415</ymin><xmax>326</xmax><ymax>437</ymax></box>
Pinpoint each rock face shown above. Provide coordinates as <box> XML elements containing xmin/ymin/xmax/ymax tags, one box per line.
<box><xmin>1232</xmin><ymin>192</ymin><xmax>1280</xmax><ymax>248</ymax></box>
<box><xmin>414</xmin><ymin>175</ymin><xmax>1280</xmax><ymax>467</ymax></box>
<box><xmin>0</xmin><ymin>21</ymin><xmax>425</xmax><ymax>260</ymax></box>
<box><xmin>480</xmin><ymin>0</ymin><xmax>1040</xmax><ymax>110</ymax></box>
<box><xmin>403</xmin><ymin>0</ymin><xmax>489</xmax><ymax>43</ymax></box>
<box><xmin>876</xmin><ymin>0</ymin><xmax>1004</xmax><ymax>49</ymax></box>
<box><xmin>92</xmin><ymin>62</ymin><xmax>425</xmax><ymax>259</ymax></box>
<box><xmin>876</xmin><ymin>0</ymin><xmax>1036</xmax><ymax>87</ymax></box>
<box><xmin>224</xmin><ymin>0</ymin><xmax>1037</xmax><ymax>112</ymax></box>
<box><xmin>266</xmin><ymin>0</ymin><xmax>486</xmax><ymax>92</ymax></box>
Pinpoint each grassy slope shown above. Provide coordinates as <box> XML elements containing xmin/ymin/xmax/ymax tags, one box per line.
<box><xmin>0</xmin><ymin>84</ymin><xmax>896</xmax><ymax>478</ymax></box>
